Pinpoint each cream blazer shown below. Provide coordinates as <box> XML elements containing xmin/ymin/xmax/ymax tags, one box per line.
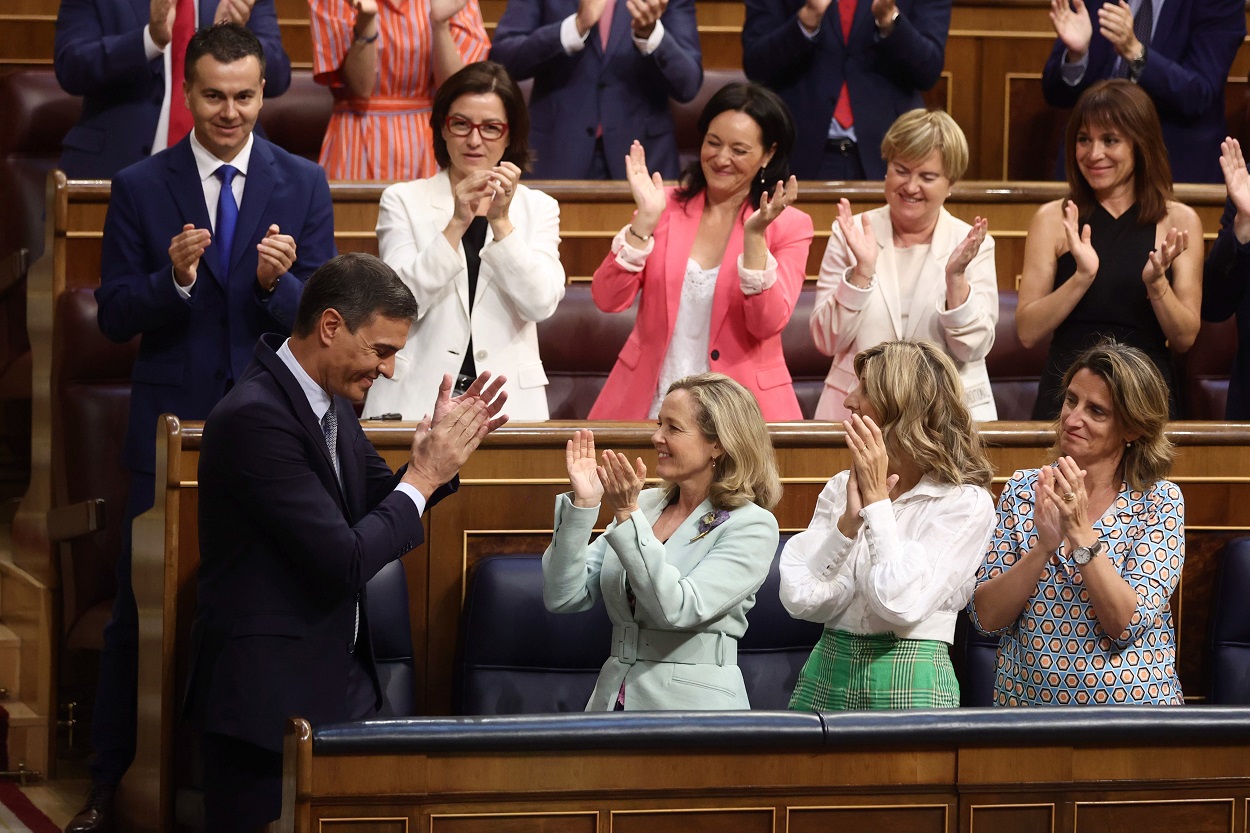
<box><xmin>365</xmin><ymin>171</ymin><xmax>566</xmax><ymax>420</ymax></box>
<box><xmin>809</xmin><ymin>205</ymin><xmax>999</xmax><ymax>420</ymax></box>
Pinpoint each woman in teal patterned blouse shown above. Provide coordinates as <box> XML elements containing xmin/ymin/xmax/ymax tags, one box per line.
<box><xmin>969</xmin><ymin>341</ymin><xmax>1184</xmax><ymax>705</ymax></box>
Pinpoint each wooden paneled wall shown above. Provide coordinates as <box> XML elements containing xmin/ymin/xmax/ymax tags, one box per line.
<box><xmin>6</xmin><ymin>0</ymin><xmax>1248</xmax><ymax>180</ymax></box>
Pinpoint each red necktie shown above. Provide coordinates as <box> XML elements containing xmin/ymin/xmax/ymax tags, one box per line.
<box><xmin>832</xmin><ymin>0</ymin><xmax>855</xmax><ymax>129</ymax></box>
<box><xmin>167</xmin><ymin>0</ymin><xmax>196</xmax><ymax>145</ymax></box>
<box><xmin>599</xmin><ymin>0</ymin><xmax>617</xmax><ymax>49</ymax></box>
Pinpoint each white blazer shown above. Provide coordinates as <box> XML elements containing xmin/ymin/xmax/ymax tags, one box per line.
<box><xmin>809</xmin><ymin>205</ymin><xmax>1000</xmax><ymax>421</ymax></box>
<box><xmin>365</xmin><ymin>170</ymin><xmax>566</xmax><ymax>420</ymax></box>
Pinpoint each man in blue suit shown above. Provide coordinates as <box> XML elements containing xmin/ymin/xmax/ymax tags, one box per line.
<box><xmin>489</xmin><ymin>0</ymin><xmax>703</xmax><ymax>179</ymax></box>
<box><xmin>742</xmin><ymin>0</ymin><xmax>951</xmax><ymax>180</ymax></box>
<box><xmin>189</xmin><ymin>253</ymin><xmax>506</xmax><ymax>830</ymax></box>
<box><xmin>54</xmin><ymin>0</ymin><xmax>291</xmax><ymax>179</ymax></box>
<box><xmin>1041</xmin><ymin>0</ymin><xmax>1244</xmax><ymax>184</ymax></box>
<box><xmin>68</xmin><ymin>23</ymin><xmax>334</xmax><ymax>833</ymax></box>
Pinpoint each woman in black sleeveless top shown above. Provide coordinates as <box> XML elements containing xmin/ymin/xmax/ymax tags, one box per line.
<box><xmin>1016</xmin><ymin>80</ymin><xmax>1202</xmax><ymax>420</ymax></box>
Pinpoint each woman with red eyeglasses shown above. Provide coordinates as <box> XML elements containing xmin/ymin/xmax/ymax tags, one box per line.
<box><xmin>364</xmin><ymin>61</ymin><xmax>566</xmax><ymax>421</ymax></box>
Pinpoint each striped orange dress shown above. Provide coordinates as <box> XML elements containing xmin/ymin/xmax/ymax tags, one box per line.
<box><xmin>309</xmin><ymin>0</ymin><xmax>490</xmax><ymax>181</ymax></box>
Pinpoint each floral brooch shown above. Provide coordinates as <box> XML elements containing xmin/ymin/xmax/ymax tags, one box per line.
<box><xmin>689</xmin><ymin>509</ymin><xmax>730</xmax><ymax>543</ymax></box>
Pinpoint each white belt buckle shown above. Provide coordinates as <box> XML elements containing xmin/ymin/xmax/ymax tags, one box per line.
<box><xmin>618</xmin><ymin>623</ymin><xmax>638</xmax><ymax>665</ymax></box>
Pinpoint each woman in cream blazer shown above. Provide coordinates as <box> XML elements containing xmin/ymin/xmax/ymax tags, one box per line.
<box><xmin>364</xmin><ymin>62</ymin><xmax>565</xmax><ymax>421</ymax></box>
<box><xmin>809</xmin><ymin>110</ymin><xmax>999</xmax><ymax>421</ymax></box>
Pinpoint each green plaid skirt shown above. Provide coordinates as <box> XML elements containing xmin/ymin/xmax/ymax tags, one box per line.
<box><xmin>788</xmin><ymin>628</ymin><xmax>960</xmax><ymax>711</ymax></box>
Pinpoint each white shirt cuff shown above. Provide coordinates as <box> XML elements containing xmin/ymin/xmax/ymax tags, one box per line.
<box><xmin>561</xmin><ymin>14</ymin><xmax>590</xmax><ymax>53</ymax></box>
<box><xmin>804</xmin><ymin>523</ymin><xmax>854</xmax><ymax>579</ymax></box>
<box><xmin>797</xmin><ymin>16</ymin><xmax>820</xmax><ymax>38</ymax></box>
<box><xmin>633</xmin><ymin>19</ymin><xmax>665</xmax><ymax>54</ymax></box>
<box><xmin>611</xmin><ymin>225</ymin><xmax>653</xmax><ymax>271</ymax></box>
<box><xmin>738</xmin><ymin>251</ymin><xmax>779</xmax><ymax>295</ymax></box>
<box><xmin>143</xmin><ymin>25</ymin><xmax>166</xmax><ymax>60</ymax></box>
<box><xmin>174</xmin><ymin>268</ymin><xmax>194</xmax><ymax>298</ymax></box>
<box><xmin>394</xmin><ymin>481</ymin><xmax>428</xmax><ymax>515</ymax></box>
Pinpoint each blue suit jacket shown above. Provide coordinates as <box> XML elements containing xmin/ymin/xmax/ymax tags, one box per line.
<box><xmin>1041</xmin><ymin>0</ymin><xmax>1244</xmax><ymax>184</ymax></box>
<box><xmin>1201</xmin><ymin>197</ymin><xmax>1250</xmax><ymax>419</ymax></box>
<box><xmin>742</xmin><ymin>0</ymin><xmax>950</xmax><ymax>180</ymax></box>
<box><xmin>187</xmin><ymin>333</ymin><xmax>452</xmax><ymax>752</ymax></box>
<box><xmin>95</xmin><ymin>134</ymin><xmax>335</xmax><ymax>475</ymax></box>
<box><xmin>489</xmin><ymin>0</ymin><xmax>702</xmax><ymax>179</ymax></box>
<box><xmin>54</xmin><ymin>0</ymin><xmax>291</xmax><ymax>179</ymax></box>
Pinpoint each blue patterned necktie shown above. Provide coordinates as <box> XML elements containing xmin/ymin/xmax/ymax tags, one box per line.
<box><xmin>214</xmin><ymin>164</ymin><xmax>239</xmax><ymax>277</ymax></box>
<box><xmin>322</xmin><ymin>405</ymin><xmax>358</xmax><ymax>648</ymax></box>
<box><xmin>1118</xmin><ymin>0</ymin><xmax>1153</xmax><ymax>78</ymax></box>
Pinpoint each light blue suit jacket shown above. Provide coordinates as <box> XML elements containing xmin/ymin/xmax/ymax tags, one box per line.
<box><xmin>543</xmin><ymin>488</ymin><xmax>779</xmax><ymax>710</ymax></box>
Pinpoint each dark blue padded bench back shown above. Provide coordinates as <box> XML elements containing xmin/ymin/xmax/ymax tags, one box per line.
<box><xmin>738</xmin><ymin>534</ymin><xmax>823</xmax><ymax>709</ymax></box>
<box><xmin>1210</xmin><ymin>537</ymin><xmax>1250</xmax><ymax>704</ymax></box>
<box><xmin>369</xmin><ymin>559</ymin><xmax>417</xmax><ymax>717</ymax></box>
<box><xmin>454</xmin><ymin>554</ymin><xmax>612</xmax><ymax>715</ymax></box>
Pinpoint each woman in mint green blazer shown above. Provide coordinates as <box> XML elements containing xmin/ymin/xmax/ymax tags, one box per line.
<box><xmin>543</xmin><ymin>372</ymin><xmax>782</xmax><ymax>710</ymax></box>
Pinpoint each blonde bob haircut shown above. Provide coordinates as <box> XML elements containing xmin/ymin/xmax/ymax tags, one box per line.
<box><xmin>660</xmin><ymin>373</ymin><xmax>782</xmax><ymax>511</ymax></box>
<box><xmin>880</xmin><ymin>109</ymin><xmax>970</xmax><ymax>184</ymax></box>
<box><xmin>1049</xmin><ymin>341</ymin><xmax>1173</xmax><ymax>492</ymax></box>
<box><xmin>852</xmin><ymin>341</ymin><xmax>992</xmax><ymax>489</ymax></box>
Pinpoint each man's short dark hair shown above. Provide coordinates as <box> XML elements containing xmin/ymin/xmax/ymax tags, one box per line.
<box><xmin>293</xmin><ymin>253</ymin><xmax>419</xmax><ymax>337</ymax></box>
<box><xmin>185</xmin><ymin>22</ymin><xmax>266</xmax><ymax>83</ymax></box>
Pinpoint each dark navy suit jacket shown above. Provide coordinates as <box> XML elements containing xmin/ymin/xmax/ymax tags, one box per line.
<box><xmin>187</xmin><ymin>333</ymin><xmax>452</xmax><ymax>753</ymax></box>
<box><xmin>54</xmin><ymin>0</ymin><xmax>291</xmax><ymax>179</ymax></box>
<box><xmin>1201</xmin><ymin>197</ymin><xmax>1250</xmax><ymax>419</ymax></box>
<box><xmin>1041</xmin><ymin>0</ymin><xmax>1244</xmax><ymax>184</ymax></box>
<box><xmin>490</xmin><ymin>0</ymin><xmax>703</xmax><ymax>179</ymax></box>
<box><xmin>742</xmin><ymin>0</ymin><xmax>950</xmax><ymax>180</ymax></box>
<box><xmin>95</xmin><ymin>134</ymin><xmax>335</xmax><ymax>476</ymax></box>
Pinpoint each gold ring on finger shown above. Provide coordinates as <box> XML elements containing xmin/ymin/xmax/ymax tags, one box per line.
<box><xmin>1062</xmin><ymin>491</ymin><xmax>1076</xmax><ymax>502</ymax></box>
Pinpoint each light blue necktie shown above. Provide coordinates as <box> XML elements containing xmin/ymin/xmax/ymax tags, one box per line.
<box><xmin>214</xmin><ymin>164</ymin><xmax>239</xmax><ymax>277</ymax></box>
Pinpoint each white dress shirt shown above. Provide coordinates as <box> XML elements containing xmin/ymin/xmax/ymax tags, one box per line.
<box><xmin>174</xmin><ymin>129</ymin><xmax>255</xmax><ymax>297</ymax></box>
<box><xmin>779</xmin><ymin>470</ymin><xmax>995</xmax><ymax>643</ymax></box>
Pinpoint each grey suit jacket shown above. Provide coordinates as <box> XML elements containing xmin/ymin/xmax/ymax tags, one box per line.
<box><xmin>543</xmin><ymin>488</ymin><xmax>779</xmax><ymax>710</ymax></box>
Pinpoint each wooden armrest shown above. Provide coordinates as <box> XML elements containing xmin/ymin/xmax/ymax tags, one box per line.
<box><xmin>47</xmin><ymin>498</ymin><xmax>106</xmax><ymax>542</ymax></box>
<box><xmin>0</xmin><ymin>249</ymin><xmax>29</xmax><ymax>297</ymax></box>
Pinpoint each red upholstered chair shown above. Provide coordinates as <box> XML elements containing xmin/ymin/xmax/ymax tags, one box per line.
<box><xmin>986</xmin><ymin>290</ymin><xmax>1051</xmax><ymax>421</ymax></box>
<box><xmin>538</xmin><ymin>283</ymin><xmax>636</xmax><ymax>419</ymax></box>
<box><xmin>1183</xmin><ymin>317</ymin><xmax>1236</xmax><ymax>420</ymax></box>
<box><xmin>670</xmin><ymin>69</ymin><xmax>748</xmax><ymax>170</ymax></box>
<box><xmin>257</xmin><ymin>70</ymin><xmax>334</xmax><ymax>163</ymax></box>
<box><xmin>781</xmin><ymin>287</ymin><xmax>826</xmax><ymax>420</ymax></box>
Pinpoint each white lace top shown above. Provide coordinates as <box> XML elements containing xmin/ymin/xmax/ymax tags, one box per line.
<box><xmin>648</xmin><ymin>258</ymin><xmax>720</xmax><ymax>418</ymax></box>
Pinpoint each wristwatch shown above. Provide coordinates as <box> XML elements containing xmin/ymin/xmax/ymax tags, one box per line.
<box><xmin>1127</xmin><ymin>45</ymin><xmax>1147</xmax><ymax>82</ymax></box>
<box><xmin>1072</xmin><ymin>539</ymin><xmax>1105</xmax><ymax>566</ymax></box>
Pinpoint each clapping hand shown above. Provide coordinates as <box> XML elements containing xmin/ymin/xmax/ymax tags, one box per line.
<box><xmin>946</xmin><ymin>216</ymin><xmax>988</xmax><ymax>282</ymax></box>
<box><xmin>1097</xmin><ymin>0</ymin><xmax>1142</xmax><ymax>60</ymax></box>
<box><xmin>624</xmin><ymin>140</ymin><xmax>666</xmax><ymax>240</ymax></box>
<box><xmin>404</xmin><ymin>397</ymin><xmax>490</xmax><ymax>497</ymax></box>
<box><xmin>432</xmin><ymin>371</ymin><xmax>509</xmax><ymax>434</ymax></box>
<box><xmin>256</xmin><ymin>224</ymin><xmax>296</xmax><ymax>291</ymax></box>
<box><xmin>838</xmin><ymin>415</ymin><xmax>899</xmax><ymax>538</ymax></box>
<box><xmin>214</xmin><ymin>0</ymin><xmax>255</xmax><ymax>25</ymax></box>
<box><xmin>744</xmin><ymin>175</ymin><xmax>798</xmax><ymax>236</ymax></box>
<box><xmin>1034</xmin><ymin>465</ymin><xmax>1065</xmax><ymax>555</ymax></box>
<box><xmin>1050</xmin><ymin>0</ymin><xmax>1093</xmax><ymax>59</ymax></box>
<box><xmin>627</xmin><ymin>0</ymin><xmax>667</xmax><ymax>38</ymax></box>
<box><xmin>836</xmin><ymin>198</ymin><xmax>877</xmax><ymax>286</ymax></box>
<box><xmin>486</xmin><ymin>162</ymin><xmax>521</xmax><ymax>223</ymax></box>
<box><xmin>430</xmin><ymin>0</ymin><xmax>471</xmax><ymax>23</ymax></box>
<box><xmin>169</xmin><ymin>224</ymin><xmax>211</xmax><ymax>287</ymax></box>
<box><xmin>599</xmin><ymin>449</ymin><xmax>646</xmax><ymax>524</ymax></box>
<box><xmin>566</xmin><ymin>429</ymin><xmax>604</xmax><ymax>508</ymax></box>
<box><xmin>1220</xmin><ymin>138</ymin><xmax>1250</xmax><ymax>244</ymax></box>
<box><xmin>1061</xmin><ymin>200</ymin><xmax>1099</xmax><ymax>281</ymax></box>
<box><xmin>1141</xmin><ymin>226</ymin><xmax>1187</xmax><ymax>296</ymax></box>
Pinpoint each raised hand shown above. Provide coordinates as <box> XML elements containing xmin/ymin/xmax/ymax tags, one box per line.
<box><xmin>836</xmin><ymin>198</ymin><xmax>878</xmax><ymax>286</ymax></box>
<box><xmin>353</xmin><ymin>0</ymin><xmax>378</xmax><ymax>24</ymax></box>
<box><xmin>843</xmin><ymin>413</ymin><xmax>894</xmax><ymax>505</ymax></box>
<box><xmin>870</xmin><ymin>0</ymin><xmax>897</xmax><ymax>29</ymax></box>
<box><xmin>1045</xmin><ymin>456</ymin><xmax>1094</xmax><ymax>542</ymax></box>
<box><xmin>486</xmin><ymin>162</ymin><xmax>522</xmax><ymax>224</ymax></box>
<box><xmin>432</xmin><ymin>371</ymin><xmax>509</xmax><ymax>432</ymax></box>
<box><xmin>1050</xmin><ymin>0</ymin><xmax>1093</xmax><ymax>58</ymax></box>
<box><xmin>946</xmin><ymin>216</ymin><xmax>988</xmax><ymax>282</ymax></box>
<box><xmin>1034</xmin><ymin>465</ymin><xmax>1065</xmax><ymax>554</ymax></box>
<box><xmin>150</xmin><ymin>0</ymin><xmax>176</xmax><ymax>48</ymax></box>
<box><xmin>1220</xmin><ymin>138</ymin><xmax>1250</xmax><ymax>244</ymax></box>
<box><xmin>575</xmin><ymin>0</ymin><xmax>610</xmax><ymax>36</ymax></box>
<box><xmin>624</xmin><ymin>140</ymin><xmax>666</xmax><ymax>238</ymax></box>
<box><xmin>256</xmin><ymin>224</ymin><xmax>296</xmax><ymax>290</ymax></box>
<box><xmin>403</xmin><ymin>397</ymin><xmax>490</xmax><ymax>497</ymax></box>
<box><xmin>566</xmin><ymin>429</ymin><xmax>605</xmax><ymax>507</ymax></box>
<box><xmin>599</xmin><ymin>449</ymin><xmax>646</xmax><ymax>523</ymax></box>
<box><xmin>744</xmin><ymin>175</ymin><xmax>798</xmax><ymax>236</ymax></box>
<box><xmin>797</xmin><ymin>0</ymin><xmax>834</xmax><ymax>31</ymax></box>
<box><xmin>1141</xmin><ymin>226</ymin><xmax>1188</xmax><ymax>296</ymax></box>
<box><xmin>169</xmin><ymin>224</ymin><xmax>211</xmax><ymax>287</ymax></box>
<box><xmin>451</xmin><ymin>170</ymin><xmax>498</xmax><ymax>224</ymax></box>
<box><xmin>626</xmin><ymin>0</ymin><xmax>667</xmax><ymax>38</ymax></box>
<box><xmin>1061</xmin><ymin>200</ymin><xmax>1099</xmax><ymax>281</ymax></box>
<box><xmin>1097</xmin><ymin>0</ymin><xmax>1140</xmax><ymax>60</ymax></box>
<box><xmin>430</xmin><ymin>0</ymin><xmax>471</xmax><ymax>23</ymax></box>
<box><xmin>214</xmin><ymin>0</ymin><xmax>255</xmax><ymax>25</ymax></box>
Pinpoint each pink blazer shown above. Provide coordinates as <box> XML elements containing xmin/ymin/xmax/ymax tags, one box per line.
<box><xmin>588</xmin><ymin>189</ymin><xmax>813</xmax><ymax>420</ymax></box>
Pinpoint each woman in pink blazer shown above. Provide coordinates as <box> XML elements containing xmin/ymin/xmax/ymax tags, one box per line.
<box><xmin>588</xmin><ymin>83</ymin><xmax>814</xmax><ymax>421</ymax></box>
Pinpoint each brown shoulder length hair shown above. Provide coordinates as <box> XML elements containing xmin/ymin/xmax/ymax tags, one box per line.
<box><xmin>1064</xmin><ymin>78</ymin><xmax>1171</xmax><ymax>225</ymax></box>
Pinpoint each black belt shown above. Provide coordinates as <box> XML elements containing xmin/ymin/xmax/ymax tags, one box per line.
<box><xmin>825</xmin><ymin>137</ymin><xmax>857</xmax><ymax>156</ymax></box>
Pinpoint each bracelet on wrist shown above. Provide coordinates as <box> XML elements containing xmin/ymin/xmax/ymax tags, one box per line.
<box><xmin>353</xmin><ymin>30</ymin><xmax>379</xmax><ymax>45</ymax></box>
<box><xmin>627</xmin><ymin>224</ymin><xmax>652</xmax><ymax>243</ymax></box>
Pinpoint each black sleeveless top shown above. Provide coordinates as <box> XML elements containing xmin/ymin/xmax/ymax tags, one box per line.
<box><xmin>1032</xmin><ymin>203</ymin><xmax>1177</xmax><ymax>420</ymax></box>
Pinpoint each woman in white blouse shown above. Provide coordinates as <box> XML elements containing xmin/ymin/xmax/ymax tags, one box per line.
<box><xmin>365</xmin><ymin>61</ymin><xmax>565</xmax><ymax>421</ymax></box>
<box><xmin>810</xmin><ymin>109</ymin><xmax>1000</xmax><ymax>421</ymax></box>
<box><xmin>780</xmin><ymin>340</ymin><xmax>996</xmax><ymax>710</ymax></box>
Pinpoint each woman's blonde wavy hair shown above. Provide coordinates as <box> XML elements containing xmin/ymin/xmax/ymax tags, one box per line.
<box><xmin>659</xmin><ymin>373</ymin><xmax>782</xmax><ymax>511</ymax></box>
<box><xmin>1048</xmin><ymin>340</ymin><xmax>1173</xmax><ymax>491</ymax></box>
<box><xmin>852</xmin><ymin>341</ymin><xmax>993</xmax><ymax>488</ymax></box>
